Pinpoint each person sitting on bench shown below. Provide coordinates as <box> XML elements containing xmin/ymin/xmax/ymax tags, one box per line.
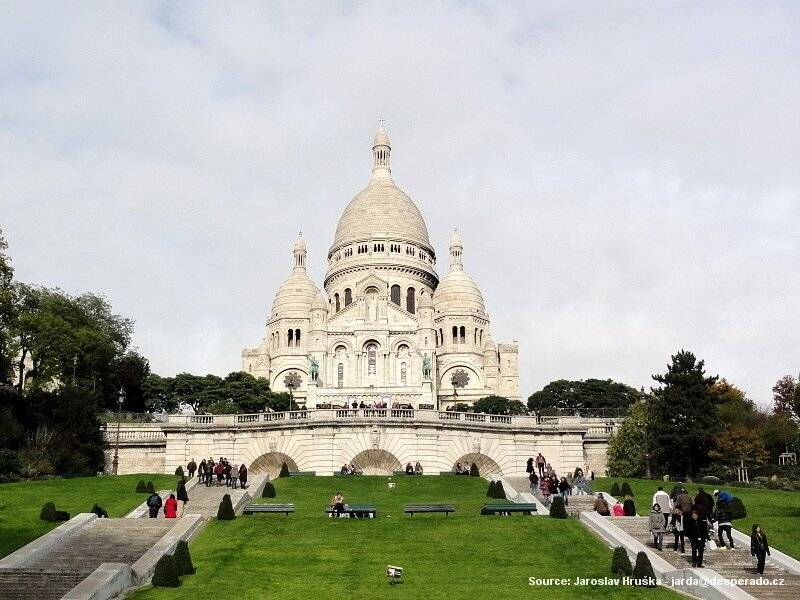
<box><xmin>414</xmin><ymin>461</ymin><xmax>423</xmax><ymax>475</ymax></box>
<box><xmin>405</xmin><ymin>462</ymin><xmax>414</xmax><ymax>475</ymax></box>
<box><xmin>340</xmin><ymin>463</ymin><xmax>350</xmax><ymax>475</ymax></box>
<box><xmin>331</xmin><ymin>492</ymin><xmax>345</xmax><ymax>517</ymax></box>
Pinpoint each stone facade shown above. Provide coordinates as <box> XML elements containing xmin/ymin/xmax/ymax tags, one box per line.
<box><xmin>242</xmin><ymin>126</ymin><xmax>519</xmax><ymax>408</ymax></box>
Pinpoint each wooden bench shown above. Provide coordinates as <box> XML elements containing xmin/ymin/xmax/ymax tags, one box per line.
<box><xmin>481</xmin><ymin>503</ymin><xmax>538</xmax><ymax>515</ymax></box>
<box><xmin>242</xmin><ymin>503</ymin><xmax>295</xmax><ymax>516</ymax></box>
<box><xmin>288</xmin><ymin>471</ymin><xmax>316</xmax><ymax>477</ymax></box>
<box><xmin>404</xmin><ymin>503</ymin><xmax>455</xmax><ymax>516</ymax></box>
<box><xmin>387</xmin><ymin>565</ymin><xmax>403</xmax><ymax>585</ymax></box>
<box><xmin>325</xmin><ymin>504</ymin><xmax>377</xmax><ymax>518</ymax></box>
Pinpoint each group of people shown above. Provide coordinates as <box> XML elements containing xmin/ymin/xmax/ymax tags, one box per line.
<box><xmin>405</xmin><ymin>461</ymin><xmax>423</xmax><ymax>475</ymax></box>
<box><xmin>193</xmin><ymin>457</ymin><xmax>248</xmax><ymax>489</ymax></box>
<box><xmin>339</xmin><ymin>463</ymin><xmax>363</xmax><ymax>475</ymax></box>
<box><xmin>146</xmin><ymin>477</ymin><xmax>189</xmax><ymax>519</ymax></box>
<box><xmin>454</xmin><ymin>462</ymin><xmax>473</xmax><ymax>475</ymax></box>
<box><xmin>525</xmin><ymin>457</ymin><xmax>593</xmax><ymax>506</ymax></box>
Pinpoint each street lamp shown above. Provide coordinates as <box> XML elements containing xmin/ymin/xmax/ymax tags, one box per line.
<box><xmin>72</xmin><ymin>354</ymin><xmax>78</xmax><ymax>383</ymax></box>
<box><xmin>112</xmin><ymin>388</ymin><xmax>125</xmax><ymax>475</ymax></box>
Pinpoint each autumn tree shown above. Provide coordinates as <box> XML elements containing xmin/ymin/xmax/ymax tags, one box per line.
<box><xmin>709</xmin><ymin>425</ymin><xmax>768</xmax><ymax>468</ymax></box>
<box><xmin>607</xmin><ymin>400</ymin><xmax>648</xmax><ymax>478</ymax></box>
<box><xmin>772</xmin><ymin>375</ymin><xmax>797</xmax><ymax>417</ymax></box>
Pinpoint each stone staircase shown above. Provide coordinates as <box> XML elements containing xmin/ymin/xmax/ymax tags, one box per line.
<box><xmin>608</xmin><ymin>516</ymin><xmax>800</xmax><ymax>599</ymax></box>
<box><xmin>504</xmin><ymin>477</ymin><xmax>599</xmax><ymax>516</ymax></box>
<box><xmin>181</xmin><ymin>478</ymin><xmax>261</xmax><ymax>519</ymax></box>
<box><xmin>0</xmin><ymin>519</ymin><xmax>172</xmax><ymax>600</ymax></box>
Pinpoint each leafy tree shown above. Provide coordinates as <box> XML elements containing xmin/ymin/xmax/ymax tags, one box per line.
<box><xmin>606</xmin><ymin>402</ymin><xmax>648</xmax><ymax>478</ymax></box>
<box><xmin>646</xmin><ymin>350</ymin><xmax>719</xmax><ymax>478</ymax></box>
<box><xmin>472</xmin><ymin>395</ymin><xmax>526</xmax><ymax>415</ymax></box>
<box><xmin>527</xmin><ymin>378</ymin><xmax>639</xmax><ymax>415</ymax></box>
<box><xmin>0</xmin><ymin>227</ymin><xmax>16</xmax><ymax>385</ymax></box>
<box><xmin>763</xmin><ymin>412</ymin><xmax>798</xmax><ymax>461</ymax></box>
<box><xmin>772</xmin><ymin>375</ymin><xmax>797</xmax><ymax>416</ymax></box>
<box><xmin>709</xmin><ymin>424</ymin><xmax>768</xmax><ymax>469</ymax></box>
<box><xmin>711</xmin><ymin>380</ymin><xmax>760</xmax><ymax>428</ymax></box>
<box><xmin>112</xmin><ymin>351</ymin><xmax>150</xmax><ymax>413</ymax></box>
<box><xmin>142</xmin><ymin>374</ymin><xmax>177</xmax><ymax>413</ymax></box>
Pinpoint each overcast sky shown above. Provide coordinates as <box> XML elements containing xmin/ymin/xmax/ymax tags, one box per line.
<box><xmin>2</xmin><ymin>2</ymin><xmax>798</xmax><ymax>407</ymax></box>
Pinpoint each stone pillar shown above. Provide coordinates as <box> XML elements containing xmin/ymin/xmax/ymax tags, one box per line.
<box><xmin>307</xmin><ymin>379</ymin><xmax>318</xmax><ymax>408</ymax></box>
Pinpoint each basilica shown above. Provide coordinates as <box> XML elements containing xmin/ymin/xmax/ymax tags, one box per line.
<box><xmin>242</xmin><ymin>126</ymin><xmax>519</xmax><ymax>409</ymax></box>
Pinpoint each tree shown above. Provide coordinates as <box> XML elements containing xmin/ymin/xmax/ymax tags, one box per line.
<box><xmin>646</xmin><ymin>350</ymin><xmax>719</xmax><ymax>478</ymax></box>
<box><xmin>606</xmin><ymin>401</ymin><xmax>648</xmax><ymax>478</ymax></box>
<box><xmin>772</xmin><ymin>375</ymin><xmax>797</xmax><ymax>416</ymax></box>
<box><xmin>142</xmin><ymin>374</ymin><xmax>177</xmax><ymax>413</ymax></box>
<box><xmin>709</xmin><ymin>424</ymin><xmax>768</xmax><ymax>468</ymax></box>
<box><xmin>763</xmin><ymin>412</ymin><xmax>798</xmax><ymax>461</ymax></box>
<box><xmin>711</xmin><ymin>379</ymin><xmax>760</xmax><ymax>428</ymax></box>
<box><xmin>0</xmin><ymin>227</ymin><xmax>16</xmax><ymax>385</ymax></box>
<box><xmin>472</xmin><ymin>395</ymin><xmax>526</xmax><ymax>415</ymax></box>
<box><xmin>112</xmin><ymin>351</ymin><xmax>150</xmax><ymax>413</ymax></box>
<box><xmin>527</xmin><ymin>378</ymin><xmax>639</xmax><ymax>415</ymax></box>
<box><xmin>450</xmin><ymin>369</ymin><xmax>469</xmax><ymax>400</ymax></box>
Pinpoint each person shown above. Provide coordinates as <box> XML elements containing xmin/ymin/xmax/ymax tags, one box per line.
<box><xmin>712</xmin><ymin>502</ymin><xmax>734</xmax><ymax>550</ymax></box>
<box><xmin>331</xmin><ymin>491</ymin><xmax>345</xmax><ymax>518</ymax></box>
<box><xmin>536</xmin><ymin>453</ymin><xmax>546</xmax><ymax>478</ymax></box>
<box><xmin>675</xmin><ymin>488</ymin><xmax>693</xmax><ymax>518</ymax></box>
<box><xmin>239</xmin><ymin>464</ymin><xmax>248</xmax><ymax>489</ymax></box>
<box><xmin>414</xmin><ymin>461</ymin><xmax>423</xmax><ymax>475</ymax></box>
<box><xmin>176</xmin><ymin>478</ymin><xmax>189</xmax><ymax>516</ymax></box>
<box><xmin>547</xmin><ymin>476</ymin><xmax>558</xmax><ymax>498</ymax></box>
<box><xmin>652</xmin><ymin>486</ymin><xmax>672</xmax><ymax>529</ymax></box>
<box><xmin>198</xmin><ymin>460</ymin><xmax>206</xmax><ymax>484</ymax></box>
<box><xmin>539</xmin><ymin>476</ymin><xmax>550</xmax><ymax>500</ymax></box>
<box><xmin>669</xmin><ymin>482</ymin><xmax>684</xmax><ymax>502</ymax></box>
<box><xmin>751</xmin><ymin>524</ymin><xmax>770</xmax><ymax>574</ymax></box>
<box><xmin>528</xmin><ymin>471</ymin><xmax>539</xmax><ymax>492</ymax></box>
<box><xmin>649</xmin><ymin>503</ymin><xmax>665</xmax><ymax>550</ymax></box>
<box><xmin>694</xmin><ymin>487</ymin><xmax>714</xmax><ymax>520</ymax></box>
<box><xmin>526</xmin><ymin>457</ymin><xmax>534</xmax><ymax>474</ymax></box>
<box><xmin>214</xmin><ymin>461</ymin><xmax>224</xmax><ymax>486</ymax></box>
<box><xmin>224</xmin><ymin>461</ymin><xmax>233</xmax><ymax>487</ymax></box>
<box><xmin>206</xmin><ymin>459</ymin><xmax>216</xmax><ymax>486</ymax></box>
<box><xmin>713</xmin><ymin>489</ymin><xmax>734</xmax><ymax>505</ymax></box>
<box><xmin>229</xmin><ymin>467</ymin><xmax>238</xmax><ymax>489</ymax></box>
<box><xmin>340</xmin><ymin>463</ymin><xmax>349</xmax><ymax>475</ymax></box>
<box><xmin>685</xmin><ymin>509</ymin><xmax>709</xmax><ymax>568</ymax></box>
<box><xmin>405</xmin><ymin>462</ymin><xmax>414</xmax><ymax>475</ymax></box>
<box><xmin>594</xmin><ymin>493</ymin><xmax>611</xmax><ymax>516</ymax></box>
<box><xmin>612</xmin><ymin>501</ymin><xmax>624</xmax><ymax>516</ymax></box>
<box><xmin>164</xmin><ymin>493</ymin><xmax>178</xmax><ymax>519</ymax></box>
<box><xmin>187</xmin><ymin>458</ymin><xmax>197</xmax><ymax>479</ymax></box>
<box><xmin>146</xmin><ymin>491</ymin><xmax>162</xmax><ymax>519</ymax></box>
<box><xmin>623</xmin><ymin>497</ymin><xmax>636</xmax><ymax>516</ymax></box>
<box><xmin>558</xmin><ymin>477</ymin><xmax>570</xmax><ymax>506</ymax></box>
<box><xmin>670</xmin><ymin>508</ymin><xmax>685</xmax><ymax>553</ymax></box>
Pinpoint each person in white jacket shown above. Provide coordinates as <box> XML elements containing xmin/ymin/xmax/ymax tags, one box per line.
<box><xmin>652</xmin><ymin>486</ymin><xmax>672</xmax><ymax>529</ymax></box>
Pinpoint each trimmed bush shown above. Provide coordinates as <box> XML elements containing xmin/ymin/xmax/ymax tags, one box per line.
<box><xmin>621</xmin><ymin>482</ymin><xmax>634</xmax><ymax>497</ymax></box>
<box><xmin>632</xmin><ymin>552</ymin><xmax>657</xmax><ymax>587</ymax></box>
<box><xmin>175</xmin><ymin>466</ymin><xmax>184</xmax><ymax>477</ymax></box>
<box><xmin>609</xmin><ymin>482</ymin><xmax>621</xmax><ymax>497</ymax></box>
<box><xmin>728</xmin><ymin>497</ymin><xmax>747</xmax><ymax>520</ymax></box>
<box><xmin>172</xmin><ymin>540</ymin><xmax>195</xmax><ymax>575</ymax></box>
<box><xmin>40</xmin><ymin>502</ymin><xmax>57</xmax><ymax>521</ymax></box>
<box><xmin>493</xmin><ymin>480</ymin><xmax>507</xmax><ymax>499</ymax></box>
<box><xmin>262</xmin><ymin>481</ymin><xmax>276</xmax><ymax>498</ymax></box>
<box><xmin>146</xmin><ymin>481</ymin><xmax>156</xmax><ymax>495</ymax></box>
<box><xmin>611</xmin><ymin>546</ymin><xmax>633</xmax><ymax>576</ymax></box>
<box><xmin>90</xmin><ymin>503</ymin><xmax>108</xmax><ymax>518</ymax></box>
<box><xmin>469</xmin><ymin>463</ymin><xmax>479</xmax><ymax>477</ymax></box>
<box><xmin>54</xmin><ymin>510</ymin><xmax>70</xmax><ymax>521</ymax></box>
<box><xmin>549</xmin><ymin>496</ymin><xmax>568</xmax><ymax>518</ymax></box>
<box><xmin>136</xmin><ymin>479</ymin><xmax>147</xmax><ymax>493</ymax></box>
<box><xmin>151</xmin><ymin>554</ymin><xmax>180</xmax><ymax>587</ymax></box>
<box><xmin>279</xmin><ymin>463</ymin><xmax>290</xmax><ymax>478</ymax></box>
<box><xmin>217</xmin><ymin>494</ymin><xmax>235</xmax><ymax>520</ymax></box>
<box><xmin>486</xmin><ymin>481</ymin><xmax>495</xmax><ymax>497</ymax></box>
<box><xmin>623</xmin><ymin>499</ymin><xmax>637</xmax><ymax>516</ymax></box>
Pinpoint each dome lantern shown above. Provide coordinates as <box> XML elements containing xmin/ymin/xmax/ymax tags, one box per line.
<box><xmin>371</xmin><ymin>120</ymin><xmax>392</xmax><ymax>182</ymax></box>
<box><xmin>449</xmin><ymin>229</ymin><xmax>463</xmax><ymax>271</ymax></box>
<box><xmin>293</xmin><ymin>232</ymin><xmax>307</xmax><ymax>271</ymax></box>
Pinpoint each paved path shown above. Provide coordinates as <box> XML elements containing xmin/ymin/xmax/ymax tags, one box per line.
<box><xmin>609</xmin><ymin>516</ymin><xmax>800</xmax><ymax>599</ymax></box>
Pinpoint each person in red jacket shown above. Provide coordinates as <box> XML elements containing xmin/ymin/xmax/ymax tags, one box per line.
<box><xmin>164</xmin><ymin>493</ymin><xmax>178</xmax><ymax>519</ymax></box>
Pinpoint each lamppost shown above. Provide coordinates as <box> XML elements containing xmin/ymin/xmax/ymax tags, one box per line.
<box><xmin>112</xmin><ymin>388</ymin><xmax>125</xmax><ymax>475</ymax></box>
<box><xmin>640</xmin><ymin>387</ymin><xmax>651</xmax><ymax>479</ymax></box>
<box><xmin>284</xmin><ymin>372</ymin><xmax>301</xmax><ymax>412</ymax></box>
<box><xmin>72</xmin><ymin>354</ymin><xmax>78</xmax><ymax>383</ymax></box>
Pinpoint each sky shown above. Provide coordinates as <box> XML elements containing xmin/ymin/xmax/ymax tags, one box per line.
<box><xmin>1</xmin><ymin>2</ymin><xmax>798</xmax><ymax>407</ymax></box>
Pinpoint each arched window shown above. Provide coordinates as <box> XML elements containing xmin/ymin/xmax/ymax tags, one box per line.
<box><xmin>334</xmin><ymin>293</ymin><xmax>340</xmax><ymax>312</ymax></box>
<box><xmin>367</xmin><ymin>344</ymin><xmax>377</xmax><ymax>376</ymax></box>
<box><xmin>452</xmin><ymin>326</ymin><xmax>458</xmax><ymax>343</ymax></box>
<box><xmin>400</xmin><ymin>362</ymin><xmax>407</xmax><ymax>385</ymax></box>
<box><xmin>479</xmin><ymin>330</ymin><xmax>483</xmax><ymax>345</ymax></box>
<box><xmin>287</xmin><ymin>329</ymin><xmax>294</xmax><ymax>347</ymax></box>
<box><xmin>474</xmin><ymin>328</ymin><xmax>478</xmax><ymax>344</ymax></box>
<box><xmin>391</xmin><ymin>284</ymin><xmax>401</xmax><ymax>305</ymax></box>
<box><xmin>344</xmin><ymin>288</ymin><xmax>352</xmax><ymax>306</ymax></box>
<box><xmin>295</xmin><ymin>329</ymin><xmax>301</xmax><ymax>344</ymax></box>
<box><xmin>439</xmin><ymin>329</ymin><xmax>443</xmax><ymax>347</ymax></box>
<box><xmin>459</xmin><ymin>326</ymin><xmax>466</xmax><ymax>344</ymax></box>
<box><xmin>337</xmin><ymin>363</ymin><xmax>344</xmax><ymax>388</ymax></box>
<box><xmin>406</xmin><ymin>287</ymin><xmax>416</xmax><ymax>314</ymax></box>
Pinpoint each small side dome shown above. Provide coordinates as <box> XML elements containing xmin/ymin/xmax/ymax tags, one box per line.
<box><xmin>433</xmin><ymin>270</ymin><xmax>486</xmax><ymax>315</ymax></box>
<box><xmin>271</xmin><ymin>271</ymin><xmax>320</xmax><ymax>318</ymax></box>
<box><xmin>312</xmin><ymin>292</ymin><xmax>328</xmax><ymax>311</ymax></box>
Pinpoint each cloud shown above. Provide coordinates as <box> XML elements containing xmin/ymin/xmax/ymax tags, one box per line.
<box><xmin>1</xmin><ymin>2</ymin><xmax>798</xmax><ymax>406</ymax></box>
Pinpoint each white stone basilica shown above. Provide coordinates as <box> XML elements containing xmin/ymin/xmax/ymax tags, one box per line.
<box><xmin>242</xmin><ymin>126</ymin><xmax>519</xmax><ymax>408</ymax></box>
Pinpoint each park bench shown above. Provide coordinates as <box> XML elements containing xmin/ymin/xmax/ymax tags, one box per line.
<box><xmin>481</xmin><ymin>503</ymin><xmax>538</xmax><ymax>516</ymax></box>
<box><xmin>393</xmin><ymin>470</ymin><xmax>419</xmax><ymax>476</ymax></box>
<box><xmin>387</xmin><ymin>565</ymin><xmax>403</xmax><ymax>585</ymax></box>
<box><xmin>288</xmin><ymin>471</ymin><xmax>316</xmax><ymax>476</ymax></box>
<box><xmin>404</xmin><ymin>503</ymin><xmax>455</xmax><ymax>516</ymax></box>
<box><xmin>242</xmin><ymin>503</ymin><xmax>295</xmax><ymax>516</ymax></box>
<box><xmin>333</xmin><ymin>471</ymin><xmax>363</xmax><ymax>476</ymax></box>
<box><xmin>325</xmin><ymin>504</ymin><xmax>377</xmax><ymax>518</ymax></box>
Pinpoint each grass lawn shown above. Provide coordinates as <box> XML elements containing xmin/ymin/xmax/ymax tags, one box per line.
<box><xmin>130</xmin><ymin>476</ymin><xmax>678</xmax><ymax>599</ymax></box>
<box><xmin>596</xmin><ymin>477</ymin><xmax>800</xmax><ymax>559</ymax></box>
<box><xmin>0</xmin><ymin>473</ymin><xmax>177</xmax><ymax>558</ymax></box>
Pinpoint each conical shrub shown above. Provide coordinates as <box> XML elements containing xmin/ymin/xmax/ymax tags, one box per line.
<box><xmin>549</xmin><ymin>496</ymin><xmax>568</xmax><ymax>519</ymax></box>
<box><xmin>621</xmin><ymin>482</ymin><xmax>634</xmax><ymax>497</ymax></box>
<box><xmin>40</xmin><ymin>502</ymin><xmax>57</xmax><ymax>521</ymax></box>
<box><xmin>611</xmin><ymin>547</ymin><xmax>632</xmax><ymax>576</ymax></box>
<box><xmin>609</xmin><ymin>482</ymin><xmax>621</xmax><ymax>497</ymax></box>
<box><xmin>469</xmin><ymin>463</ymin><xmax>479</xmax><ymax>477</ymax></box>
<box><xmin>90</xmin><ymin>503</ymin><xmax>108</xmax><ymax>518</ymax></box>
<box><xmin>175</xmin><ymin>466</ymin><xmax>184</xmax><ymax>477</ymax></box>
<box><xmin>262</xmin><ymin>481</ymin><xmax>276</xmax><ymax>498</ymax></box>
<box><xmin>494</xmin><ymin>480</ymin><xmax>506</xmax><ymax>499</ymax></box>
<box><xmin>728</xmin><ymin>497</ymin><xmax>747</xmax><ymax>520</ymax></box>
<box><xmin>623</xmin><ymin>499</ymin><xmax>637</xmax><ymax>516</ymax></box>
<box><xmin>151</xmin><ymin>554</ymin><xmax>180</xmax><ymax>587</ymax></box>
<box><xmin>146</xmin><ymin>481</ymin><xmax>156</xmax><ymax>495</ymax></box>
<box><xmin>632</xmin><ymin>552</ymin><xmax>656</xmax><ymax>587</ymax></box>
<box><xmin>172</xmin><ymin>540</ymin><xmax>195</xmax><ymax>575</ymax></box>
<box><xmin>136</xmin><ymin>480</ymin><xmax>147</xmax><ymax>493</ymax></box>
<box><xmin>486</xmin><ymin>481</ymin><xmax>495</xmax><ymax>497</ymax></box>
<box><xmin>279</xmin><ymin>463</ymin><xmax>290</xmax><ymax>478</ymax></box>
<box><xmin>217</xmin><ymin>493</ymin><xmax>236</xmax><ymax>520</ymax></box>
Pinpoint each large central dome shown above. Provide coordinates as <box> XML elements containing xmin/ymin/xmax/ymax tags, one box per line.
<box><xmin>329</xmin><ymin>126</ymin><xmax>432</xmax><ymax>256</ymax></box>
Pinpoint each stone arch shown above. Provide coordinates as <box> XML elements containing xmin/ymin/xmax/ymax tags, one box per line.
<box><xmin>391</xmin><ymin>338</ymin><xmax>416</xmax><ymax>353</ymax></box>
<box><xmin>350</xmin><ymin>449</ymin><xmax>402</xmax><ymax>475</ymax></box>
<box><xmin>452</xmin><ymin>453</ymin><xmax>501</xmax><ymax>477</ymax></box>
<box><xmin>272</xmin><ymin>367</ymin><xmax>308</xmax><ymax>391</ymax></box>
<box><xmin>249</xmin><ymin>452</ymin><xmax>298</xmax><ymax>477</ymax></box>
<box><xmin>439</xmin><ymin>365</ymin><xmax>483</xmax><ymax>389</ymax></box>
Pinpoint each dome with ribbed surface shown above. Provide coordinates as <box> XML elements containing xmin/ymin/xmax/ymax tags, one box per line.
<box><xmin>271</xmin><ymin>269</ymin><xmax>321</xmax><ymax>317</ymax></box>
<box><xmin>434</xmin><ymin>269</ymin><xmax>485</xmax><ymax>315</ymax></box>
